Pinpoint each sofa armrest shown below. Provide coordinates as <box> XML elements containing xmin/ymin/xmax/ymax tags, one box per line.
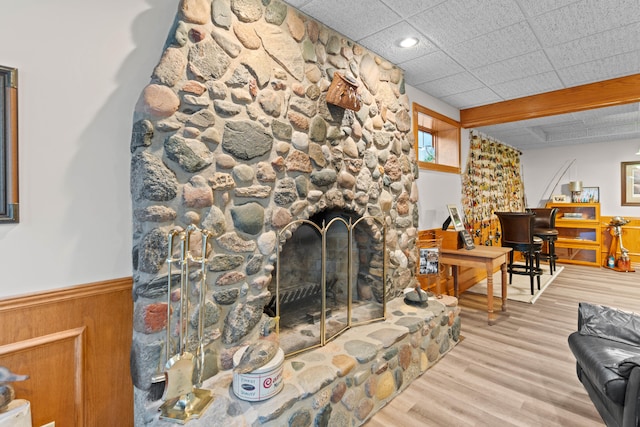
<box><xmin>622</xmin><ymin>364</ymin><xmax>640</xmax><ymax>427</ymax></box>
<box><xmin>620</xmin><ymin>356</ymin><xmax>640</xmax><ymax>378</ymax></box>
<box><xmin>578</xmin><ymin>303</ymin><xmax>640</xmax><ymax>347</ymax></box>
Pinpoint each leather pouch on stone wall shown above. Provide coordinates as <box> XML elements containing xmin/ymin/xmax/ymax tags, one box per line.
<box><xmin>326</xmin><ymin>73</ymin><xmax>361</xmax><ymax>111</ymax></box>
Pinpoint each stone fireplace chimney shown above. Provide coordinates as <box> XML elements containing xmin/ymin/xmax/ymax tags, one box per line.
<box><xmin>129</xmin><ymin>0</ymin><xmax>424</xmax><ymax>424</ymax></box>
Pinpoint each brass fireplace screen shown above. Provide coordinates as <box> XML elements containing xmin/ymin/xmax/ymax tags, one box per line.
<box><xmin>271</xmin><ymin>212</ymin><xmax>387</xmax><ymax>357</ymax></box>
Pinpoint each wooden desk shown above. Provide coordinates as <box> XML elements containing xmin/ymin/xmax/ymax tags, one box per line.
<box><xmin>440</xmin><ymin>246</ymin><xmax>512</xmax><ymax>325</ymax></box>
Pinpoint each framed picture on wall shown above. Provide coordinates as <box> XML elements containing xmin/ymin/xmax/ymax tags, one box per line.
<box><xmin>622</xmin><ymin>161</ymin><xmax>640</xmax><ymax>206</ymax></box>
<box><xmin>0</xmin><ymin>65</ymin><xmax>19</xmax><ymax>223</ymax></box>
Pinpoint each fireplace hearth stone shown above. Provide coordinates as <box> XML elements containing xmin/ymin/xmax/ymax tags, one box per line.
<box><xmin>147</xmin><ymin>295</ymin><xmax>460</xmax><ymax>426</ymax></box>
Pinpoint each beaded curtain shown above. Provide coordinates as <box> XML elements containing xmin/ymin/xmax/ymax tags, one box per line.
<box><xmin>461</xmin><ymin>131</ymin><xmax>524</xmax><ymax>246</ymax></box>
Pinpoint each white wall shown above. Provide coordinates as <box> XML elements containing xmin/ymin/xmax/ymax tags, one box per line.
<box><xmin>0</xmin><ymin>0</ymin><xmax>178</xmax><ymax>298</ymax></box>
<box><xmin>2</xmin><ymin>1</ymin><xmax>633</xmax><ymax>300</ymax></box>
<box><xmin>521</xmin><ymin>140</ymin><xmax>640</xmax><ymax>217</ymax></box>
<box><xmin>404</xmin><ymin>85</ymin><xmax>469</xmax><ymax>230</ymax></box>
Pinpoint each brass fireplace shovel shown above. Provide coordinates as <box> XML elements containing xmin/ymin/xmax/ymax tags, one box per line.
<box><xmin>159</xmin><ymin>227</ymin><xmax>212</xmax><ymax>423</ymax></box>
<box><xmin>159</xmin><ymin>352</ymin><xmax>212</xmax><ymax>423</ymax></box>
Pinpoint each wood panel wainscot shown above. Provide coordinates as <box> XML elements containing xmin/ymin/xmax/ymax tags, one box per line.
<box><xmin>0</xmin><ymin>278</ymin><xmax>134</xmax><ymax>427</ymax></box>
<box><xmin>418</xmin><ymin>229</ymin><xmax>489</xmax><ymax>295</ymax></box>
<box><xmin>601</xmin><ymin>216</ymin><xmax>640</xmax><ymax>267</ymax></box>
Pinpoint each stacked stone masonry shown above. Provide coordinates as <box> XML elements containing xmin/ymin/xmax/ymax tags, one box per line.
<box><xmin>150</xmin><ymin>297</ymin><xmax>461</xmax><ymax>426</ymax></box>
<box><xmin>129</xmin><ymin>0</ymin><xmax>427</xmax><ymax>424</ymax></box>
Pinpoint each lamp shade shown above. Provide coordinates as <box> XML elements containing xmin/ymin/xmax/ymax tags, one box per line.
<box><xmin>569</xmin><ymin>181</ymin><xmax>583</xmax><ymax>192</ymax></box>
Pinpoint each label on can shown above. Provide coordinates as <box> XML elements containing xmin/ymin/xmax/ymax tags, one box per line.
<box><xmin>232</xmin><ymin>366</ymin><xmax>283</xmax><ymax>401</ymax></box>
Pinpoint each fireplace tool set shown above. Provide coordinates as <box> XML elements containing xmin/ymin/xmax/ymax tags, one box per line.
<box><xmin>158</xmin><ymin>225</ymin><xmax>214</xmax><ymax>423</ymax></box>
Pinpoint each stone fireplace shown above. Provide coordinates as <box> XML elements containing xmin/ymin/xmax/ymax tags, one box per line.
<box><xmin>129</xmin><ymin>0</ymin><xmax>460</xmax><ymax>425</ymax></box>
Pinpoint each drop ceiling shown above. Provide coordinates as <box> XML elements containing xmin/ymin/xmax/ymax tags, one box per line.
<box><xmin>284</xmin><ymin>0</ymin><xmax>640</xmax><ymax>151</ymax></box>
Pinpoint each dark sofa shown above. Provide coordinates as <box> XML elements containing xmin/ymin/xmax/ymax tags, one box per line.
<box><xmin>568</xmin><ymin>302</ymin><xmax>640</xmax><ymax>427</ymax></box>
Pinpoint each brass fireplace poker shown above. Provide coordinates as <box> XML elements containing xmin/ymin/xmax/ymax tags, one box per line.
<box><xmin>159</xmin><ymin>225</ymin><xmax>213</xmax><ymax>423</ymax></box>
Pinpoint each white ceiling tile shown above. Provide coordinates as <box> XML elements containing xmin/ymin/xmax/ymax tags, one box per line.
<box><xmin>414</xmin><ymin>72</ymin><xmax>485</xmax><ymax>98</ymax></box>
<box><xmin>541</xmin><ymin>120</ymin><xmax>587</xmax><ymax>134</ymax></box>
<box><xmin>545</xmin><ymin>22</ymin><xmax>640</xmax><ymax>69</ymax></box>
<box><xmin>547</xmin><ymin>127</ymin><xmax>640</xmax><ymax>143</ymax></box>
<box><xmin>379</xmin><ymin>0</ymin><xmax>445</xmax><ymax>18</ymax></box>
<box><xmin>491</xmin><ymin>71</ymin><xmax>564</xmax><ymax>99</ymax></box>
<box><xmin>408</xmin><ymin>0</ymin><xmax>525</xmax><ymax>49</ymax></box>
<box><xmin>446</xmin><ymin>23</ymin><xmax>540</xmax><ymax>69</ymax></box>
<box><xmin>516</xmin><ymin>0</ymin><xmax>581</xmax><ymax>17</ymax></box>
<box><xmin>517</xmin><ymin>112</ymin><xmax>580</xmax><ymax>128</ymax></box>
<box><xmin>358</xmin><ymin>21</ymin><xmax>439</xmax><ymax>64</ymax></box>
<box><xmin>530</xmin><ymin>0</ymin><xmax>640</xmax><ymax>47</ymax></box>
<box><xmin>399</xmin><ymin>51</ymin><xmax>465</xmax><ymax>85</ymax></box>
<box><xmin>557</xmin><ymin>49</ymin><xmax>640</xmax><ymax>86</ymax></box>
<box><xmin>587</xmin><ymin>122</ymin><xmax>639</xmax><ymax>136</ymax></box>
<box><xmin>299</xmin><ymin>0</ymin><xmax>401</xmax><ymax>41</ymax></box>
<box><xmin>472</xmin><ymin>50</ymin><xmax>554</xmax><ymax>85</ymax></box>
<box><xmin>442</xmin><ymin>87</ymin><xmax>502</xmax><ymax>109</ymax></box>
<box><xmin>571</xmin><ymin>104</ymin><xmax>640</xmax><ymax>121</ymax></box>
<box><xmin>482</xmin><ymin>129</ymin><xmax>540</xmax><ymax>143</ymax></box>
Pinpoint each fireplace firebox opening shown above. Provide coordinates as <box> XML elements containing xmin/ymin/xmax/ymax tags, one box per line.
<box><xmin>267</xmin><ymin>209</ymin><xmax>386</xmax><ymax>356</ymax></box>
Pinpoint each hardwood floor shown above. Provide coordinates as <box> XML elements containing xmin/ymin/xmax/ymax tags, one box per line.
<box><xmin>365</xmin><ymin>264</ymin><xmax>640</xmax><ymax>427</ymax></box>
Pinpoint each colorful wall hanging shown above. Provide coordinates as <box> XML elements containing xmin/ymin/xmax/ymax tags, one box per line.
<box><xmin>461</xmin><ymin>131</ymin><xmax>524</xmax><ymax>246</ymax></box>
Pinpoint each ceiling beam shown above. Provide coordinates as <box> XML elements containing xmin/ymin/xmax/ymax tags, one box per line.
<box><xmin>459</xmin><ymin>73</ymin><xmax>640</xmax><ymax>128</ymax></box>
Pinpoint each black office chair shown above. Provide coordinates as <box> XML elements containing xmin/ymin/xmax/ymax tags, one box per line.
<box><xmin>527</xmin><ymin>207</ymin><xmax>559</xmax><ymax>275</ymax></box>
<box><xmin>495</xmin><ymin>212</ymin><xmax>543</xmax><ymax>295</ymax></box>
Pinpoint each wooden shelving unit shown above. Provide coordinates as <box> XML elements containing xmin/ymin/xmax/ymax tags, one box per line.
<box><xmin>546</xmin><ymin>202</ymin><xmax>601</xmax><ymax>267</ymax></box>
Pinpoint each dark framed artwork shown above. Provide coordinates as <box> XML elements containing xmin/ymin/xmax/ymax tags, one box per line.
<box><xmin>621</xmin><ymin>161</ymin><xmax>640</xmax><ymax>206</ymax></box>
<box><xmin>0</xmin><ymin>65</ymin><xmax>18</xmax><ymax>223</ymax></box>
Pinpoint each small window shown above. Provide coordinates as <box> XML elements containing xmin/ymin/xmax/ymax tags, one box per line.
<box><xmin>413</xmin><ymin>103</ymin><xmax>460</xmax><ymax>173</ymax></box>
<box><xmin>417</xmin><ymin>129</ymin><xmax>435</xmax><ymax>163</ymax></box>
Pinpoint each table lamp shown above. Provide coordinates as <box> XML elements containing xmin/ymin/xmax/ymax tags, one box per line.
<box><xmin>569</xmin><ymin>181</ymin><xmax>583</xmax><ymax>203</ymax></box>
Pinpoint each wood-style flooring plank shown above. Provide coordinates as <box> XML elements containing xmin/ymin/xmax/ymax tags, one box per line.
<box><xmin>365</xmin><ymin>264</ymin><xmax>640</xmax><ymax>427</ymax></box>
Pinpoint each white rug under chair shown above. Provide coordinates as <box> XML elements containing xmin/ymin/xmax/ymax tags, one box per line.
<box><xmin>466</xmin><ymin>263</ymin><xmax>564</xmax><ymax>304</ymax></box>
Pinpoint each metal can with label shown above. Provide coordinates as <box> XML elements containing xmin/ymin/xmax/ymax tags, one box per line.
<box><xmin>232</xmin><ymin>346</ymin><xmax>284</xmax><ymax>401</ymax></box>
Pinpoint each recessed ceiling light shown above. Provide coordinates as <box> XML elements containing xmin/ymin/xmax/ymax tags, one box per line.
<box><xmin>398</xmin><ymin>37</ymin><xmax>418</xmax><ymax>48</ymax></box>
